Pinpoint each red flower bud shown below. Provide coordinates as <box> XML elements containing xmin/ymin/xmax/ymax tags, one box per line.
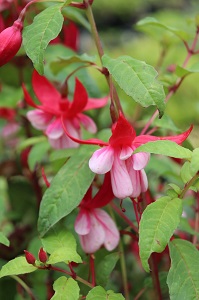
<box><xmin>0</xmin><ymin>19</ymin><xmax>23</xmax><ymax>67</ymax></box>
<box><xmin>38</xmin><ymin>247</ymin><xmax>48</xmax><ymax>263</ymax></box>
<box><xmin>24</xmin><ymin>250</ymin><xmax>36</xmax><ymax>265</ymax></box>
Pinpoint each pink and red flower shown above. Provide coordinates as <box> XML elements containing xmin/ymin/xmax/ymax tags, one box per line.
<box><xmin>22</xmin><ymin>71</ymin><xmax>108</xmax><ymax>149</ymax></box>
<box><xmin>62</xmin><ymin>114</ymin><xmax>192</xmax><ymax>199</ymax></box>
<box><xmin>74</xmin><ymin>174</ymin><xmax>120</xmax><ymax>253</ymax></box>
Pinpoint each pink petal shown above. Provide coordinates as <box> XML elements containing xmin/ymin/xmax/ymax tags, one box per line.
<box><xmin>46</xmin><ymin>118</ymin><xmax>63</xmax><ymax>139</ymax></box>
<box><xmin>1</xmin><ymin>122</ymin><xmax>20</xmax><ymax>138</ymax></box>
<box><xmin>111</xmin><ymin>153</ymin><xmax>133</xmax><ymax>199</ymax></box>
<box><xmin>27</xmin><ymin>109</ymin><xmax>53</xmax><ymax>130</ymax></box>
<box><xmin>48</xmin><ymin>134</ymin><xmax>79</xmax><ymax>149</ymax></box>
<box><xmin>120</xmin><ymin>146</ymin><xmax>133</xmax><ymax>160</ymax></box>
<box><xmin>133</xmin><ymin>152</ymin><xmax>150</xmax><ymax>170</ymax></box>
<box><xmin>83</xmin><ymin>96</ymin><xmax>109</xmax><ymax>111</ymax></box>
<box><xmin>79</xmin><ymin>213</ymin><xmax>105</xmax><ymax>253</ymax></box>
<box><xmin>140</xmin><ymin>169</ymin><xmax>148</xmax><ymax>192</ymax></box>
<box><xmin>94</xmin><ymin>209</ymin><xmax>119</xmax><ymax>251</ymax></box>
<box><xmin>32</xmin><ymin>70</ymin><xmax>61</xmax><ymax>108</ymax></box>
<box><xmin>89</xmin><ymin>146</ymin><xmax>114</xmax><ymax>174</ymax></box>
<box><xmin>109</xmin><ymin>114</ymin><xmax>136</xmax><ymax>147</ymax></box>
<box><xmin>78</xmin><ymin>114</ymin><xmax>97</xmax><ymax>134</ymax></box>
<box><xmin>68</xmin><ymin>78</ymin><xmax>88</xmax><ymax>117</ymax></box>
<box><xmin>125</xmin><ymin>161</ymin><xmax>141</xmax><ymax>198</ymax></box>
<box><xmin>75</xmin><ymin>209</ymin><xmax>91</xmax><ymax>235</ymax></box>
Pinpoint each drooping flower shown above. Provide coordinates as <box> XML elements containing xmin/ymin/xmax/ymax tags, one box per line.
<box><xmin>75</xmin><ymin>174</ymin><xmax>120</xmax><ymax>254</ymax></box>
<box><xmin>0</xmin><ymin>18</ymin><xmax>23</xmax><ymax>67</ymax></box>
<box><xmin>62</xmin><ymin>114</ymin><xmax>193</xmax><ymax>199</ymax></box>
<box><xmin>22</xmin><ymin>70</ymin><xmax>109</xmax><ymax>149</ymax></box>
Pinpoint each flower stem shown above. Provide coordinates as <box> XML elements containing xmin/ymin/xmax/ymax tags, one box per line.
<box><xmin>118</xmin><ymin>238</ymin><xmax>130</xmax><ymax>300</ymax></box>
<box><xmin>11</xmin><ymin>275</ymin><xmax>36</xmax><ymax>300</ymax></box>
<box><xmin>179</xmin><ymin>173</ymin><xmax>199</xmax><ymax>199</ymax></box>
<box><xmin>148</xmin><ymin>254</ymin><xmax>163</xmax><ymax>300</ymax></box>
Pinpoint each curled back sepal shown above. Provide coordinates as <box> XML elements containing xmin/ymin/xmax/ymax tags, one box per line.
<box><xmin>0</xmin><ymin>19</ymin><xmax>23</xmax><ymax>67</ymax></box>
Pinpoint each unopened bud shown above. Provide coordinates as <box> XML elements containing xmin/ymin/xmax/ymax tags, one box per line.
<box><xmin>38</xmin><ymin>247</ymin><xmax>48</xmax><ymax>263</ymax></box>
<box><xmin>24</xmin><ymin>250</ymin><xmax>36</xmax><ymax>265</ymax></box>
<box><xmin>0</xmin><ymin>19</ymin><xmax>23</xmax><ymax>67</ymax></box>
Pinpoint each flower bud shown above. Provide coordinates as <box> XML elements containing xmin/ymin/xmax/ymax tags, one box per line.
<box><xmin>38</xmin><ymin>247</ymin><xmax>48</xmax><ymax>263</ymax></box>
<box><xmin>24</xmin><ymin>250</ymin><xmax>36</xmax><ymax>265</ymax></box>
<box><xmin>0</xmin><ymin>19</ymin><xmax>23</xmax><ymax>67</ymax></box>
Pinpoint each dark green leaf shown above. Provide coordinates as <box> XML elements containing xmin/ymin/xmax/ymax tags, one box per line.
<box><xmin>139</xmin><ymin>196</ymin><xmax>183</xmax><ymax>272</ymax></box>
<box><xmin>38</xmin><ymin>146</ymin><xmax>95</xmax><ymax>237</ymax></box>
<box><xmin>51</xmin><ymin>277</ymin><xmax>80</xmax><ymax>300</ymax></box>
<box><xmin>23</xmin><ymin>4</ymin><xmax>64</xmax><ymax>74</ymax></box>
<box><xmin>167</xmin><ymin>239</ymin><xmax>199</xmax><ymax>300</ymax></box>
<box><xmin>134</xmin><ymin>140</ymin><xmax>192</xmax><ymax>159</ymax></box>
<box><xmin>102</xmin><ymin>54</ymin><xmax>165</xmax><ymax>116</ymax></box>
<box><xmin>96</xmin><ymin>253</ymin><xmax>119</xmax><ymax>287</ymax></box>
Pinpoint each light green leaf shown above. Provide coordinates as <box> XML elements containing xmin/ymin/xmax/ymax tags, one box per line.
<box><xmin>23</xmin><ymin>4</ymin><xmax>64</xmax><ymax>74</ymax></box>
<box><xmin>134</xmin><ymin>140</ymin><xmax>192</xmax><ymax>159</ymax></box>
<box><xmin>180</xmin><ymin>161</ymin><xmax>193</xmax><ymax>184</ymax></box>
<box><xmin>137</xmin><ymin>17</ymin><xmax>190</xmax><ymax>40</ymax></box>
<box><xmin>102</xmin><ymin>54</ymin><xmax>165</xmax><ymax>117</ymax></box>
<box><xmin>0</xmin><ymin>232</ymin><xmax>9</xmax><ymax>247</ymax></box>
<box><xmin>28</xmin><ymin>141</ymin><xmax>50</xmax><ymax>171</ymax></box>
<box><xmin>42</xmin><ymin>227</ymin><xmax>82</xmax><ymax>264</ymax></box>
<box><xmin>167</xmin><ymin>239</ymin><xmax>199</xmax><ymax>300</ymax></box>
<box><xmin>0</xmin><ymin>257</ymin><xmax>37</xmax><ymax>278</ymax></box>
<box><xmin>51</xmin><ymin>277</ymin><xmax>80</xmax><ymax>300</ymax></box>
<box><xmin>38</xmin><ymin>146</ymin><xmax>95</xmax><ymax>237</ymax></box>
<box><xmin>17</xmin><ymin>136</ymin><xmax>47</xmax><ymax>152</ymax></box>
<box><xmin>86</xmin><ymin>286</ymin><xmax>125</xmax><ymax>300</ymax></box>
<box><xmin>139</xmin><ymin>196</ymin><xmax>183</xmax><ymax>272</ymax></box>
<box><xmin>190</xmin><ymin>148</ymin><xmax>199</xmax><ymax>175</ymax></box>
<box><xmin>178</xmin><ymin>217</ymin><xmax>199</xmax><ymax>237</ymax></box>
<box><xmin>176</xmin><ymin>62</ymin><xmax>199</xmax><ymax>77</ymax></box>
<box><xmin>49</xmin><ymin>148</ymin><xmax>78</xmax><ymax>162</ymax></box>
<box><xmin>51</xmin><ymin>53</ymin><xmax>96</xmax><ymax>74</ymax></box>
<box><xmin>96</xmin><ymin>253</ymin><xmax>119</xmax><ymax>287</ymax></box>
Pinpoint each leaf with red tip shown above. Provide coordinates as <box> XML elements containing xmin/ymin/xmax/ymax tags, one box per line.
<box><xmin>109</xmin><ymin>114</ymin><xmax>136</xmax><ymax>147</ymax></box>
<box><xmin>61</xmin><ymin>116</ymin><xmax>108</xmax><ymax>147</ymax></box>
<box><xmin>83</xmin><ymin>96</ymin><xmax>109</xmax><ymax>111</ymax></box>
<box><xmin>68</xmin><ymin>78</ymin><xmax>88</xmax><ymax>117</ymax></box>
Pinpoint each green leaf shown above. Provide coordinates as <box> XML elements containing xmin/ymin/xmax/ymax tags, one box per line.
<box><xmin>96</xmin><ymin>253</ymin><xmax>119</xmax><ymax>287</ymax></box>
<box><xmin>17</xmin><ymin>136</ymin><xmax>47</xmax><ymax>152</ymax></box>
<box><xmin>62</xmin><ymin>6</ymin><xmax>90</xmax><ymax>31</ymax></box>
<box><xmin>28</xmin><ymin>141</ymin><xmax>50</xmax><ymax>171</ymax></box>
<box><xmin>134</xmin><ymin>140</ymin><xmax>192</xmax><ymax>159</ymax></box>
<box><xmin>42</xmin><ymin>227</ymin><xmax>82</xmax><ymax>264</ymax></box>
<box><xmin>176</xmin><ymin>62</ymin><xmax>199</xmax><ymax>77</ymax></box>
<box><xmin>139</xmin><ymin>196</ymin><xmax>183</xmax><ymax>272</ymax></box>
<box><xmin>136</xmin><ymin>17</ymin><xmax>190</xmax><ymax>40</ymax></box>
<box><xmin>180</xmin><ymin>161</ymin><xmax>193</xmax><ymax>184</ymax></box>
<box><xmin>167</xmin><ymin>239</ymin><xmax>199</xmax><ymax>300</ymax></box>
<box><xmin>102</xmin><ymin>54</ymin><xmax>165</xmax><ymax>117</ymax></box>
<box><xmin>190</xmin><ymin>148</ymin><xmax>199</xmax><ymax>175</ymax></box>
<box><xmin>51</xmin><ymin>53</ymin><xmax>96</xmax><ymax>75</ymax></box>
<box><xmin>49</xmin><ymin>148</ymin><xmax>78</xmax><ymax>162</ymax></box>
<box><xmin>23</xmin><ymin>4</ymin><xmax>64</xmax><ymax>74</ymax></box>
<box><xmin>0</xmin><ymin>86</ymin><xmax>23</xmax><ymax>108</ymax></box>
<box><xmin>86</xmin><ymin>286</ymin><xmax>125</xmax><ymax>300</ymax></box>
<box><xmin>38</xmin><ymin>146</ymin><xmax>95</xmax><ymax>237</ymax></box>
<box><xmin>178</xmin><ymin>217</ymin><xmax>199</xmax><ymax>237</ymax></box>
<box><xmin>51</xmin><ymin>277</ymin><xmax>80</xmax><ymax>300</ymax></box>
<box><xmin>0</xmin><ymin>257</ymin><xmax>37</xmax><ymax>278</ymax></box>
<box><xmin>0</xmin><ymin>232</ymin><xmax>9</xmax><ymax>247</ymax></box>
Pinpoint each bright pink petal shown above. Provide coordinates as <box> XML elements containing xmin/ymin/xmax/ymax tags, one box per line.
<box><xmin>89</xmin><ymin>146</ymin><xmax>114</xmax><ymax>174</ymax></box>
<box><xmin>120</xmin><ymin>146</ymin><xmax>133</xmax><ymax>160</ymax></box>
<box><xmin>63</xmin><ymin>21</ymin><xmax>79</xmax><ymax>51</ymax></box>
<box><xmin>79</xmin><ymin>213</ymin><xmax>105</xmax><ymax>253</ymax></box>
<box><xmin>22</xmin><ymin>83</ymin><xmax>38</xmax><ymax>109</ymax></box>
<box><xmin>78</xmin><ymin>114</ymin><xmax>97</xmax><ymax>134</ymax></box>
<box><xmin>94</xmin><ymin>209</ymin><xmax>119</xmax><ymax>251</ymax></box>
<box><xmin>75</xmin><ymin>209</ymin><xmax>91</xmax><ymax>235</ymax></box>
<box><xmin>111</xmin><ymin>153</ymin><xmax>133</xmax><ymax>198</ymax></box>
<box><xmin>46</xmin><ymin>118</ymin><xmax>63</xmax><ymax>139</ymax></box>
<box><xmin>109</xmin><ymin>114</ymin><xmax>136</xmax><ymax>147</ymax></box>
<box><xmin>133</xmin><ymin>152</ymin><xmax>150</xmax><ymax>170</ymax></box>
<box><xmin>32</xmin><ymin>70</ymin><xmax>61</xmax><ymax>109</ymax></box>
<box><xmin>134</xmin><ymin>125</ymin><xmax>193</xmax><ymax>146</ymax></box>
<box><xmin>68</xmin><ymin>78</ymin><xmax>88</xmax><ymax>117</ymax></box>
<box><xmin>61</xmin><ymin>116</ymin><xmax>108</xmax><ymax>147</ymax></box>
<box><xmin>83</xmin><ymin>96</ymin><xmax>109</xmax><ymax>111</ymax></box>
<box><xmin>27</xmin><ymin>110</ymin><xmax>53</xmax><ymax>130</ymax></box>
<box><xmin>48</xmin><ymin>134</ymin><xmax>79</xmax><ymax>149</ymax></box>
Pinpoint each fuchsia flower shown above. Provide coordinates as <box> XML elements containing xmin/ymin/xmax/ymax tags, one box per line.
<box><xmin>62</xmin><ymin>114</ymin><xmax>193</xmax><ymax>199</ymax></box>
<box><xmin>22</xmin><ymin>71</ymin><xmax>108</xmax><ymax>149</ymax></box>
<box><xmin>0</xmin><ymin>107</ymin><xmax>20</xmax><ymax>139</ymax></box>
<box><xmin>75</xmin><ymin>174</ymin><xmax>120</xmax><ymax>254</ymax></box>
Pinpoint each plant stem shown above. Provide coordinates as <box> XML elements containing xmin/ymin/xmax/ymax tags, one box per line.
<box><xmin>148</xmin><ymin>254</ymin><xmax>163</xmax><ymax>300</ymax></box>
<box><xmin>118</xmin><ymin>238</ymin><xmax>130</xmax><ymax>300</ymax></box>
<box><xmin>193</xmin><ymin>194</ymin><xmax>199</xmax><ymax>245</ymax></box>
<box><xmin>179</xmin><ymin>173</ymin><xmax>199</xmax><ymax>199</ymax></box>
<box><xmin>11</xmin><ymin>275</ymin><xmax>36</xmax><ymax>300</ymax></box>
